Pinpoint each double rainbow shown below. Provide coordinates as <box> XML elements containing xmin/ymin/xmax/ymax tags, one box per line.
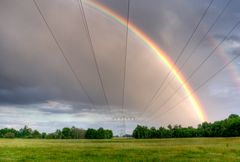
<box><xmin>86</xmin><ymin>0</ymin><xmax>208</xmax><ymax>122</ymax></box>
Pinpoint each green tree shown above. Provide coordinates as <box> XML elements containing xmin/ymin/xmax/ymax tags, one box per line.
<box><xmin>62</xmin><ymin>127</ymin><xmax>71</xmax><ymax>139</ymax></box>
<box><xmin>41</xmin><ymin>132</ymin><xmax>47</xmax><ymax>139</ymax></box>
<box><xmin>85</xmin><ymin>128</ymin><xmax>97</xmax><ymax>139</ymax></box>
<box><xmin>55</xmin><ymin>129</ymin><xmax>62</xmax><ymax>139</ymax></box>
<box><xmin>104</xmin><ymin>129</ymin><xmax>113</xmax><ymax>139</ymax></box>
<box><xmin>70</xmin><ymin>127</ymin><xmax>86</xmax><ymax>139</ymax></box>
<box><xmin>19</xmin><ymin>125</ymin><xmax>32</xmax><ymax>138</ymax></box>
<box><xmin>96</xmin><ymin>128</ymin><xmax>105</xmax><ymax>139</ymax></box>
<box><xmin>3</xmin><ymin>132</ymin><xmax>15</xmax><ymax>138</ymax></box>
<box><xmin>32</xmin><ymin>130</ymin><xmax>41</xmax><ymax>138</ymax></box>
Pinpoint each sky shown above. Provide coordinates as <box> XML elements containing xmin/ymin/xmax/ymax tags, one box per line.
<box><xmin>0</xmin><ymin>0</ymin><xmax>240</xmax><ymax>134</ymax></box>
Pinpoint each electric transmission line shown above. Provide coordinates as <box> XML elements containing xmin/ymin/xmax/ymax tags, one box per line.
<box><xmin>119</xmin><ymin>0</ymin><xmax>131</xmax><ymax>136</ymax></box>
<box><xmin>143</xmin><ymin>0</ymin><xmax>233</xmax><ymax>120</ymax></box>
<box><xmin>179</xmin><ymin>0</ymin><xmax>232</xmax><ymax>71</ymax></box>
<box><xmin>33</xmin><ymin>0</ymin><xmax>96</xmax><ymax>109</ymax></box>
<box><xmin>78</xmin><ymin>0</ymin><xmax>112</xmax><ymax>114</ymax></box>
<box><xmin>32</xmin><ymin>0</ymin><xmax>108</xmax><ymax>128</ymax></box>
<box><xmin>122</xmin><ymin>0</ymin><xmax>130</xmax><ymax>115</ymax></box>
<box><xmin>138</xmin><ymin>0</ymin><xmax>214</xmax><ymax>119</ymax></box>
<box><xmin>151</xmin><ymin>46</ymin><xmax>240</xmax><ymax>122</ymax></box>
<box><xmin>149</xmin><ymin>19</ymin><xmax>240</xmax><ymax>121</ymax></box>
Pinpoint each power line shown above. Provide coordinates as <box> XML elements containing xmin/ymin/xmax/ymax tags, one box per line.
<box><xmin>178</xmin><ymin>0</ymin><xmax>232</xmax><ymax>71</ymax></box>
<box><xmin>144</xmin><ymin>0</ymin><xmax>233</xmax><ymax>120</ymax></box>
<box><xmin>122</xmin><ymin>0</ymin><xmax>131</xmax><ymax>115</ymax></box>
<box><xmin>149</xmin><ymin>19</ymin><xmax>240</xmax><ymax>121</ymax></box>
<box><xmin>114</xmin><ymin>0</ymin><xmax>130</xmax><ymax>136</ymax></box>
<box><xmin>78</xmin><ymin>0</ymin><xmax>112</xmax><ymax>113</ymax></box>
<box><xmin>137</xmin><ymin>0</ymin><xmax>214</xmax><ymax>119</ymax></box>
<box><xmin>151</xmin><ymin>47</ymin><xmax>240</xmax><ymax>122</ymax></box>
<box><xmin>146</xmin><ymin>0</ymin><xmax>233</xmax><ymax>118</ymax></box>
<box><xmin>32</xmin><ymin>0</ymin><xmax>96</xmax><ymax>109</ymax></box>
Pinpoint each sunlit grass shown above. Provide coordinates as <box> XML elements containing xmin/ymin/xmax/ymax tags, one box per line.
<box><xmin>0</xmin><ymin>138</ymin><xmax>240</xmax><ymax>161</ymax></box>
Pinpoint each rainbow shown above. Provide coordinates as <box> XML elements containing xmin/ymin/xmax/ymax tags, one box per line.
<box><xmin>85</xmin><ymin>0</ymin><xmax>208</xmax><ymax>122</ymax></box>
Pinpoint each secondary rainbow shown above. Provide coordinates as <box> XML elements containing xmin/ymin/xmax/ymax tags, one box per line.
<box><xmin>86</xmin><ymin>0</ymin><xmax>208</xmax><ymax>122</ymax></box>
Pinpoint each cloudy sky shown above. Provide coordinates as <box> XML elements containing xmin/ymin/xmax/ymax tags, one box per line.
<box><xmin>0</xmin><ymin>0</ymin><xmax>240</xmax><ymax>134</ymax></box>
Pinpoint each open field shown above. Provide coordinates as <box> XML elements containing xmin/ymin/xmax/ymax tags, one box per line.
<box><xmin>0</xmin><ymin>138</ymin><xmax>240</xmax><ymax>162</ymax></box>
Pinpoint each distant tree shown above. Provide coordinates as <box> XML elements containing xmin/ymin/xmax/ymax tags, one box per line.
<box><xmin>85</xmin><ymin>128</ymin><xmax>112</xmax><ymax>139</ymax></box>
<box><xmin>32</xmin><ymin>130</ymin><xmax>41</xmax><ymax>138</ymax></box>
<box><xmin>55</xmin><ymin>129</ymin><xmax>62</xmax><ymax>139</ymax></box>
<box><xmin>150</xmin><ymin>127</ymin><xmax>157</xmax><ymax>138</ymax></box>
<box><xmin>78</xmin><ymin>129</ymin><xmax>86</xmax><ymax>139</ymax></box>
<box><xmin>19</xmin><ymin>125</ymin><xmax>32</xmax><ymax>138</ymax></box>
<box><xmin>62</xmin><ymin>127</ymin><xmax>71</xmax><ymax>139</ymax></box>
<box><xmin>132</xmin><ymin>125</ymin><xmax>142</xmax><ymax>138</ymax></box>
<box><xmin>104</xmin><ymin>129</ymin><xmax>113</xmax><ymax>139</ymax></box>
<box><xmin>228</xmin><ymin>114</ymin><xmax>239</xmax><ymax>119</ymax></box>
<box><xmin>3</xmin><ymin>132</ymin><xmax>15</xmax><ymax>138</ymax></box>
<box><xmin>224</xmin><ymin>114</ymin><xmax>240</xmax><ymax>136</ymax></box>
<box><xmin>133</xmin><ymin>125</ymin><xmax>150</xmax><ymax>138</ymax></box>
<box><xmin>132</xmin><ymin>114</ymin><xmax>240</xmax><ymax>138</ymax></box>
<box><xmin>46</xmin><ymin>133</ymin><xmax>56</xmax><ymax>139</ymax></box>
<box><xmin>85</xmin><ymin>128</ymin><xmax>97</xmax><ymax>139</ymax></box>
<box><xmin>41</xmin><ymin>132</ymin><xmax>47</xmax><ymax>139</ymax></box>
<box><xmin>70</xmin><ymin>127</ymin><xmax>86</xmax><ymax>139</ymax></box>
<box><xmin>0</xmin><ymin>128</ymin><xmax>17</xmax><ymax>138</ymax></box>
<box><xmin>167</xmin><ymin>124</ymin><xmax>172</xmax><ymax>130</ymax></box>
<box><xmin>96</xmin><ymin>128</ymin><xmax>105</xmax><ymax>139</ymax></box>
<box><xmin>72</xmin><ymin>128</ymin><xmax>86</xmax><ymax>139</ymax></box>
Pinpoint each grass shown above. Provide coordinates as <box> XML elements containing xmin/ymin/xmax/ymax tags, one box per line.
<box><xmin>0</xmin><ymin>138</ymin><xmax>240</xmax><ymax>161</ymax></box>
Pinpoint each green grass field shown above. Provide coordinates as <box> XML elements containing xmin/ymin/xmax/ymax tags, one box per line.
<box><xmin>0</xmin><ymin>138</ymin><xmax>240</xmax><ymax>162</ymax></box>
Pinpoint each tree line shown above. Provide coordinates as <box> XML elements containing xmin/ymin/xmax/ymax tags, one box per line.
<box><xmin>1</xmin><ymin>114</ymin><xmax>240</xmax><ymax>139</ymax></box>
<box><xmin>0</xmin><ymin>126</ymin><xmax>113</xmax><ymax>139</ymax></box>
<box><xmin>133</xmin><ymin>114</ymin><xmax>240</xmax><ymax>138</ymax></box>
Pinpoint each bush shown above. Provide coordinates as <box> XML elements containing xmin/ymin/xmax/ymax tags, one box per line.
<box><xmin>3</xmin><ymin>132</ymin><xmax>15</xmax><ymax>138</ymax></box>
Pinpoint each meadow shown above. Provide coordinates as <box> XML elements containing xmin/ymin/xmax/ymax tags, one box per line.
<box><xmin>0</xmin><ymin>138</ymin><xmax>240</xmax><ymax>162</ymax></box>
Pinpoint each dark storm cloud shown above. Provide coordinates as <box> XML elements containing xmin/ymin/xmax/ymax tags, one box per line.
<box><xmin>0</xmin><ymin>0</ymin><xmax>114</xmax><ymax>108</ymax></box>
